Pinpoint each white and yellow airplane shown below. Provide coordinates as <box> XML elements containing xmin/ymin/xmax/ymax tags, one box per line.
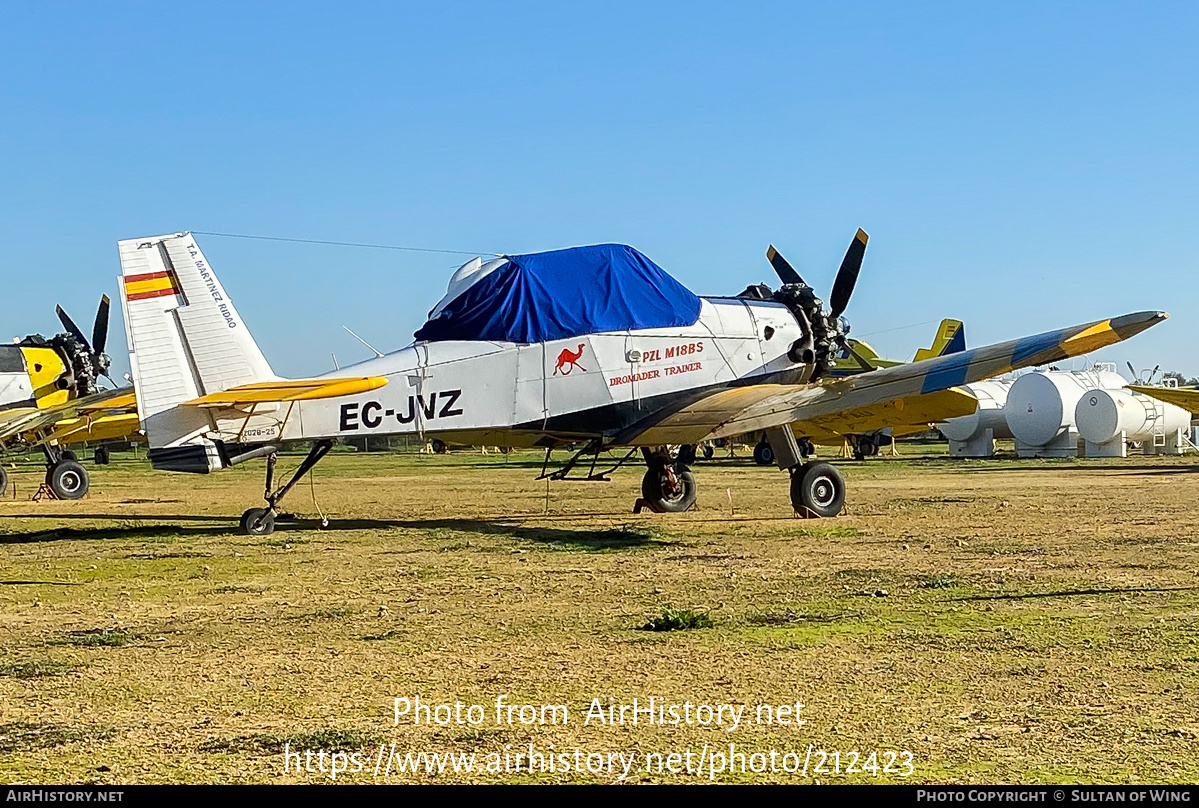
<box><xmin>117</xmin><ymin>231</ymin><xmax>1166</xmax><ymax>535</ymax></box>
<box><xmin>0</xmin><ymin>298</ymin><xmax>140</xmax><ymax>498</ymax></box>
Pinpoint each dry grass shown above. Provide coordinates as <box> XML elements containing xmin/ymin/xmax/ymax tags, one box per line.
<box><xmin>1</xmin><ymin>447</ymin><xmax>1197</xmax><ymax>783</ymax></box>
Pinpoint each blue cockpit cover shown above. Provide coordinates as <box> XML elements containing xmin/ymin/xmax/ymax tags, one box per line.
<box><xmin>414</xmin><ymin>244</ymin><xmax>702</xmax><ymax>344</ymax></box>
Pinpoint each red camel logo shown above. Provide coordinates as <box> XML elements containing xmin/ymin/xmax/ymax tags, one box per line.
<box><xmin>553</xmin><ymin>344</ymin><xmax>587</xmax><ymax>375</ymax></box>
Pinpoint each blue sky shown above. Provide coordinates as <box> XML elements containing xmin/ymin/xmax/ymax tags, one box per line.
<box><xmin>1</xmin><ymin>1</ymin><xmax>1195</xmax><ymax>381</ymax></box>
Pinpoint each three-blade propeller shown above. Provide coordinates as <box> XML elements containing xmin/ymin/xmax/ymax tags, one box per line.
<box><xmin>55</xmin><ymin>295</ymin><xmax>113</xmax><ymax>382</ymax></box>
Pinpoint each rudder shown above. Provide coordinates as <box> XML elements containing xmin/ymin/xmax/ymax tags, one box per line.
<box><xmin>119</xmin><ymin>232</ymin><xmax>276</xmax><ymax>455</ymax></box>
<box><xmin>912</xmin><ymin>319</ymin><xmax>965</xmax><ymax>362</ymax></box>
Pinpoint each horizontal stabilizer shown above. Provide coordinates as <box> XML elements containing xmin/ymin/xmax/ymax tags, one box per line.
<box><xmin>184</xmin><ymin>377</ymin><xmax>388</xmax><ymax>408</ymax></box>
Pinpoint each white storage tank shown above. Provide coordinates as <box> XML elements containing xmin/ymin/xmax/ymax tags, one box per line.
<box><xmin>1004</xmin><ymin>367</ymin><xmax>1126</xmax><ymax>457</ymax></box>
<box><xmin>1075</xmin><ymin>388</ymin><xmax>1192</xmax><ymax>457</ymax></box>
<box><xmin>939</xmin><ymin>380</ymin><xmax>1014</xmax><ymax>457</ymax></box>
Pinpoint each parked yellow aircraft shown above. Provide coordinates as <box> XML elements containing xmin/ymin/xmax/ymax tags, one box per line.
<box><xmin>1126</xmin><ymin>384</ymin><xmax>1199</xmax><ymax>414</ymax></box>
<box><xmin>829</xmin><ymin>318</ymin><xmax>965</xmax><ymax>375</ymax></box>
<box><xmin>0</xmin><ymin>297</ymin><xmax>140</xmax><ymax>499</ymax></box>
<box><xmin>746</xmin><ymin>318</ymin><xmax>970</xmax><ymax>462</ymax></box>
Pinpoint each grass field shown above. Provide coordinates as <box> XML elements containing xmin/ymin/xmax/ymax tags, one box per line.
<box><xmin>1</xmin><ymin>446</ymin><xmax>1197</xmax><ymax>784</ymax></box>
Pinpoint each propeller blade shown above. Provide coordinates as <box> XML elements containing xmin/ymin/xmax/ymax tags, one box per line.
<box><xmin>829</xmin><ymin>228</ymin><xmax>869</xmax><ymax>318</ymax></box>
<box><xmin>1127</xmin><ymin>362</ymin><xmax>1137</xmax><ymax>381</ymax></box>
<box><xmin>56</xmin><ymin>305</ymin><xmax>92</xmax><ymax>353</ymax></box>
<box><xmin>92</xmin><ymin>295</ymin><xmax>110</xmax><ymax>357</ymax></box>
<box><xmin>766</xmin><ymin>245</ymin><xmax>805</xmax><ymax>286</ymax></box>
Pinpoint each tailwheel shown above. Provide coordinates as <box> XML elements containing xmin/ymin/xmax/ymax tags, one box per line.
<box><xmin>789</xmin><ymin>461</ymin><xmax>845</xmax><ymax>518</ymax></box>
<box><xmin>241</xmin><ymin>508</ymin><xmax>276</xmax><ymax>536</ymax></box>
<box><xmin>242</xmin><ymin>439</ymin><xmax>333</xmax><ymax>535</ymax></box>
<box><xmin>46</xmin><ymin>460</ymin><xmax>89</xmax><ymax>500</ymax></box>
<box><xmin>640</xmin><ymin>462</ymin><xmax>698</xmax><ymax>513</ymax></box>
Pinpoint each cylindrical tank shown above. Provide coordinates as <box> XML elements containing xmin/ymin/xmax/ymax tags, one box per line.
<box><xmin>1075</xmin><ymin>388</ymin><xmax>1191</xmax><ymax>444</ymax></box>
<box><xmin>939</xmin><ymin>380</ymin><xmax>1014</xmax><ymax>441</ymax></box>
<box><xmin>1004</xmin><ymin>369</ymin><xmax>1126</xmax><ymax>447</ymax></box>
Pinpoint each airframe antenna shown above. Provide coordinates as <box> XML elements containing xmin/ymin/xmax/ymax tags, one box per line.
<box><xmin>342</xmin><ymin>326</ymin><xmax>384</xmax><ymax>358</ymax></box>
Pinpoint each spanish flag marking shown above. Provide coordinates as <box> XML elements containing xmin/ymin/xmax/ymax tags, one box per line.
<box><xmin>124</xmin><ymin>271</ymin><xmax>182</xmax><ymax>301</ymax></box>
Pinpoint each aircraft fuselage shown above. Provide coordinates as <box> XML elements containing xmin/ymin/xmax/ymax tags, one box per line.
<box><xmin>203</xmin><ymin>298</ymin><xmax>811</xmax><ymax>450</ymax></box>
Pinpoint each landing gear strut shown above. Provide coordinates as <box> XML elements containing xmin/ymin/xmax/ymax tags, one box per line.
<box><xmin>240</xmin><ymin>440</ymin><xmax>333</xmax><ymax>536</ymax></box>
<box><xmin>638</xmin><ymin>447</ymin><xmax>697</xmax><ymax>513</ymax></box>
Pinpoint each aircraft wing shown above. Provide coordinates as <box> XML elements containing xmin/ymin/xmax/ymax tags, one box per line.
<box><xmin>1126</xmin><ymin>384</ymin><xmax>1199</xmax><ymax>413</ymax></box>
<box><xmin>629</xmin><ymin>311</ymin><xmax>1167</xmax><ymax>445</ymax></box>
<box><xmin>183</xmin><ymin>377</ymin><xmax>388</xmax><ymax>408</ymax></box>
<box><xmin>0</xmin><ymin>387</ymin><xmax>138</xmax><ymax>446</ymax></box>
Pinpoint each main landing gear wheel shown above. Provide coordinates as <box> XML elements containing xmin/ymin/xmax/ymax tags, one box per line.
<box><xmin>641</xmin><ymin>464</ymin><xmax>697</xmax><ymax>513</ymax></box>
<box><xmin>94</xmin><ymin>447</ymin><xmax>111</xmax><ymax>465</ymax></box>
<box><xmin>851</xmin><ymin>438</ymin><xmax>879</xmax><ymax>461</ymax></box>
<box><xmin>789</xmin><ymin>462</ymin><xmax>845</xmax><ymax>518</ymax></box>
<box><xmin>241</xmin><ymin>508</ymin><xmax>276</xmax><ymax>536</ymax></box>
<box><xmin>46</xmin><ymin>460</ymin><xmax>89</xmax><ymax>500</ymax></box>
<box><xmin>753</xmin><ymin>440</ymin><xmax>775</xmax><ymax>466</ymax></box>
<box><xmin>431</xmin><ymin>439</ymin><xmax>448</xmax><ymax>454</ymax></box>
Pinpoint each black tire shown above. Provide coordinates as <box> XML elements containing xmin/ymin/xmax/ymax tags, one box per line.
<box><xmin>753</xmin><ymin>441</ymin><xmax>774</xmax><ymax>466</ymax></box>
<box><xmin>790</xmin><ymin>462</ymin><xmax>846</xmax><ymax>518</ymax></box>
<box><xmin>94</xmin><ymin>447</ymin><xmax>111</xmax><ymax>465</ymax></box>
<box><xmin>702</xmin><ymin>444</ymin><xmax>714</xmax><ymax>460</ymax></box>
<box><xmin>0</xmin><ymin>465</ymin><xmax>7</xmax><ymax>497</ymax></box>
<box><xmin>431</xmin><ymin>439</ymin><xmax>448</xmax><ymax>454</ymax></box>
<box><xmin>499</xmin><ymin>446</ymin><xmax>512</xmax><ymax>454</ymax></box>
<box><xmin>641</xmin><ymin>464</ymin><xmax>698</xmax><ymax>513</ymax></box>
<box><xmin>240</xmin><ymin>508</ymin><xmax>276</xmax><ymax>536</ymax></box>
<box><xmin>677</xmin><ymin>444</ymin><xmax>697</xmax><ymax>465</ymax></box>
<box><xmin>46</xmin><ymin>460</ymin><xmax>89</xmax><ymax>500</ymax></box>
<box><xmin>61</xmin><ymin>450</ymin><xmax>78</xmax><ymax>462</ymax></box>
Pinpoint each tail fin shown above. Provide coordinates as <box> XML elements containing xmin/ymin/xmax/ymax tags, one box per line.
<box><xmin>912</xmin><ymin>319</ymin><xmax>965</xmax><ymax>362</ymax></box>
<box><xmin>118</xmin><ymin>232</ymin><xmax>275</xmax><ymax>453</ymax></box>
